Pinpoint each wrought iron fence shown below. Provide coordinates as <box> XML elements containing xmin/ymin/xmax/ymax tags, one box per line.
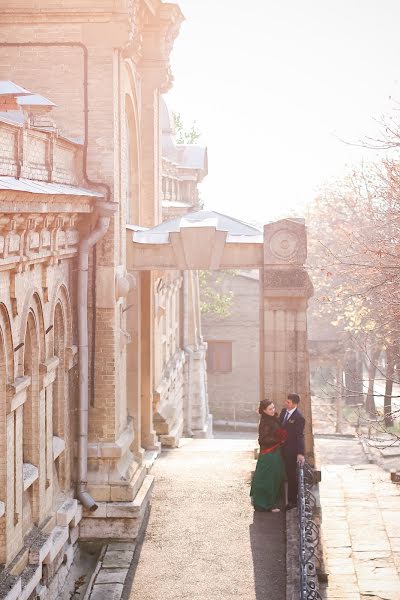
<box><xmin>297</xmin><ymin>462</ymin><xmax>322</xmax><ymax>600</ymax></box>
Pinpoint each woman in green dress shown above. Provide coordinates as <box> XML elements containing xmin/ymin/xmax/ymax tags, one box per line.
<box><xmin>250</xmin><ymin>399</ymin><xmax>287</xmax><ymax>512</ymax></box>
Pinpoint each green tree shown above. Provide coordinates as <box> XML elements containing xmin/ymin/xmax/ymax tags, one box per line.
<box><xmin>198</xmin><ymin>270</ymin><xmax>237</xmax><ymax>318</ymax></box>
<box><xmin>173</xmin><ymin>112</ymin><xmax>201</xmax><ymax>144</ymax></box>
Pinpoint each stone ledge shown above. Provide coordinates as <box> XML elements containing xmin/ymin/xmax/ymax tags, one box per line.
<box><xmin>43</xmin><ymin>526</ymin><xmax>69</xmax><ymax>564</ymax></box>
<box><xmin>39</xmin><ymin>356</ymin><xmax>60</xmax><ymax>387</ymax></box>
<box><xmin>35</xmin><ymin>584</ymin><xmax>48</xmax><ymax>598</ymax></box>
<box><xmin>20</xmin><ymin>563</ymin><xmax>41</xmax><ymax>600</ymax></box>
<box><xmin>70</xmin><ymin>503</ymin><xmax>83</xmax><ymax>528</ymax></box>
<box><xmin>27</xmin><ymin>527</ymin><xmax>52</xmax><ymax>565</ymax></box>
<box><xmin>53</xmin><ymin>435</ymin><xmax>65</xmax><ymax>460</ymax></box>
<box><xmin>56</xmin><ymin>498</ymin><xmax>77</xmax><ymax>527</ymax></box>
<box><xmin>65</xmin><ymin>345</ymin><xmax>78</xmax><ymax>370</ymax></box>
<box><xmin>6</xmin><ymin>375</ymin><xmax>30</xmax><ymax>412</ymax></box>
<box><xmin>0</xmin><ymin>573</ymin><xmax>21</xmax><ymax>600</ymax></box>
<box><xmin>23</xmin><ymin>463</ymin><xmax>39</xmax><ymax>491</ymax></box>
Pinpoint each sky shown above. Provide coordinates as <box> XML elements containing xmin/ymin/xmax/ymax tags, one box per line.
<box><xmin>165</xmin><ymin>0</ymin><xmax>400</xmax><ymax>225</ymax></box>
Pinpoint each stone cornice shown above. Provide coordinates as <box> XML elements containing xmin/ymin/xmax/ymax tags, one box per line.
<box><xmin>0</xmin><ymin>212</ymin><xmax>86</xmax><ymax>273</ymax></box>
<box><xmin>134</xmin><ymin>2</ymin><xmax>184</xmax><ymax>91</ymax></box>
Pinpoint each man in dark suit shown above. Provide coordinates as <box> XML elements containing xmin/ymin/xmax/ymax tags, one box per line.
<box><xmin>279</xmin><ymin>393</ymin><xmax>305</xmax><ymax>510</ymax></box>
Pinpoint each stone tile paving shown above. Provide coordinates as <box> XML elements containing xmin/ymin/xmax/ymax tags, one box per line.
<box><xmin>316</xmin><ymin>436</ymin><xmax>400</xmax><ymax>600</ymax></box>
<box><xmin>86</xmin><ymin>542</ymin><xmax>135</xmax><ymax>600</ymax></box>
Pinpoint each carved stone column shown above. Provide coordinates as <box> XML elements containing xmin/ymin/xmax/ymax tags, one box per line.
<box><xmin>262</xmin><ymin>219</ymin><xmax>315</xmax><ymax>463</ymax></box>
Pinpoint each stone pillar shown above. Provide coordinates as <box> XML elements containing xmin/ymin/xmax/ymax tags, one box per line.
<box><xmin>140</xmin><ymin>271</ymin><xmax>159</xmax><ymax>450</ymax></box>
<box><xmin>182</xmin><ymin>271</ymin><xmax>211</xmax><ymax>437</ymax></box>
<box><xmin>126</xmin><ymin>271</ymin><xmax>144</xmax><ymax>462</ymax></box>
<box><xmin>262</xmin><ymin>219</ymin><xmax>314</xmax><ymax>463</ymax></box>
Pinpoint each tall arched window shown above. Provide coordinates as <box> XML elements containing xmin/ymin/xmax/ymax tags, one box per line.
<box><xmin>22</xmin><ymin>312</ymin><xmax>40</xmax><ymax>535</ymax></box>
<box><xmin>53</xmin><ymin>302</ymin><xmax>68</xmax><ymax>494</ymax></box>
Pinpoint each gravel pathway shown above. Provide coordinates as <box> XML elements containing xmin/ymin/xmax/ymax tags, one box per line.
<box><xmin>126</xmin><ymin>438</ymin><xmax>286</xmax><ymax>600</ymax></box>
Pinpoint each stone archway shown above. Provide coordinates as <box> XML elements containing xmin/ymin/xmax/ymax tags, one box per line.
<box><xmin>127</xmin><ymin>211</ymin><xmax>315</xmax><ymax>463</ymax></box>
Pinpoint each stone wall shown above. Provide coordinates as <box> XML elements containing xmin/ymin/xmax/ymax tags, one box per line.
<box><xmin>0</xmin><ymin>159</ymin><xmax>90</xmax><ymax>598</ymax></box>
<box><xmin>0</xmin><ymin>1</ymin><xmax>188</xmax><ymax>596</ymax></box>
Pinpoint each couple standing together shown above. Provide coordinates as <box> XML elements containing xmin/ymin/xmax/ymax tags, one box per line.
<box><xmin>250</xmin><ymin>393</ymin><xmax>305</xmax><ymax>513</ymax></box>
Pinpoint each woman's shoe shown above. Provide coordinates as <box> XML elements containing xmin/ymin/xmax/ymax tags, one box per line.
<box><xmin>271</xmin><ymin>507</ymin><xmax>280</xmax><ymax>513</ymax></box>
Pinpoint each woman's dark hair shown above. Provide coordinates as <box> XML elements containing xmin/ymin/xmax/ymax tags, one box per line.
<box><xmin>258</xmin><ymin>399</ymin><xmax>273</xmax><ymax>415</ymax></box>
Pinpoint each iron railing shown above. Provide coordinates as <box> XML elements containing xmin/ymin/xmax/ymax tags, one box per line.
<box><xmin>297</xmin><ymin>462</ymin><xmax>322</xmax><ymax>600</ymax></box>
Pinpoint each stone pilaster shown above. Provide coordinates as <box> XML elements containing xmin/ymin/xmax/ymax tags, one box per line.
<box><xmin>190</xmin><ymin>342</ymin><xmax>212</xmax><ymax>438</ymax></box>
<box><xmin>140</xmin><ymin>271</ymin><xmax>159</xmax><ymax>450</ymax></box>
<box><xmin>262</xmin><ymin>219</ymin><xmax>314</xmax><ymax>463</ymax></box>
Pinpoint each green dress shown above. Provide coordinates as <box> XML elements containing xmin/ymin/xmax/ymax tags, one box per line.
<box><xmin>250</xmin><ymin>415</ymin><xmax>285</xmax><ymax>511</ymax></box>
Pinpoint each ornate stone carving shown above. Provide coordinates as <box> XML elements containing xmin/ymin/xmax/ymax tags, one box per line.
<box><xmin>264</xmin><ymin>218</ymin><xmax>307</xmax><ymax>266</ymax></box>
<box><xmin>269</xmin><ymin>229</ymin><xmax>299</xmax><ymax>261</ymax></box>
<box><xmin>264</xmin><ymin>269</ymin><xmax>310</xmax><ymax>289</ymax></box>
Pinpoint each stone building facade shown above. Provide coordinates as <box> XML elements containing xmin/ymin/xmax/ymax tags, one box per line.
<box><xmin>0</xmin><ymin>1</ymin><xmax>210</xmax><ymax>598</ymax></box>
<box><xmin>202</xmin><ymin>270</ymin><xmax>260</xmax><ymax>425</ymax></box>
<box><xmin>151</xmin><ymin>100</ymin><xmax>209</xmax><ymax>445</ymax></box>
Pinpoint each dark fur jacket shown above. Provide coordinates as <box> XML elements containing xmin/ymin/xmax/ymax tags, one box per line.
<box><xmin>258</xmin><ymin>414</ymin><xmax>281</xmax><ymax>450</ymax></box>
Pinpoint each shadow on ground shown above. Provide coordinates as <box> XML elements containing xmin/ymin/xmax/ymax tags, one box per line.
<box><xmin>249</xmin><ymin>510</ymin><xmax>286</xmax><ymax>600</ymax></box>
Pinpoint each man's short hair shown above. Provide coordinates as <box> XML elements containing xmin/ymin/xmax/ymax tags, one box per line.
<box><xmin>287</xmin><ymin>393</ymin><xmax>300</xmax><ymax>404</ymax></box>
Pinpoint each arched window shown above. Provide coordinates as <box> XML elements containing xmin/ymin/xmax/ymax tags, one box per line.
<box><xmin>22</xmin><ymin>312</ymin><xmax>40</xmax><ymax>535</ymax></box>
<box><xmin>53</xmin><ymin>302</ymin><xmax>69</xmax><ymax>494</ymax></box>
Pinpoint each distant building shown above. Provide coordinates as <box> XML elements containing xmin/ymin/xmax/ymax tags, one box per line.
<box><xmin>202</xmin><ymin>257</ymin><xmax>261</xmax><ymax>425</ymax></box>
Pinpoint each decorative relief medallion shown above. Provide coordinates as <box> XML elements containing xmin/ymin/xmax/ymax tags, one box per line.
<box><xmin>269</xmin><ymin>229</ymin><xmax>298</xmax><ymax>260</ymax></box>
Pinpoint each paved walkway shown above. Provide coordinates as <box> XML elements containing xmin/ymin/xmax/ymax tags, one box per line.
<box><xmin>315</xmin><ymin>436</ymin><xmax>400</xmax><ymax>600</ymax></box>
<box><xmin>125</xmin><ymin>437</ymin><xmax>286</xmax><ymax>600</ymax></box>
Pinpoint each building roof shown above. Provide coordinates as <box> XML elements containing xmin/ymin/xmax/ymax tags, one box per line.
<box><xmin>176</xmin><ymin>145</ymin><xmax>208</xmax><ymax>171</ymax></box>
<box><xmin>17</xmin><ymin>93</ymin><xmax>56</xmax><ymax>107</ymax></box>
<box><xmin>0</xmin><ymin>81</ymin><xmax>31</xmax><ymax>96</ymax></box>
<box><xmin>0</xmin><ymin>110</ymin><xmax>24</xmax><ymax>126</ymax></box>
<box><xmin>131</xmin><ymin>210</ymin><xmax>263</xmax><ymax>244</ymax></box>
<box><xmin>0</xmin><ymin>176</ymin><xmax>103</xmax><ymax>197</ymax></box>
